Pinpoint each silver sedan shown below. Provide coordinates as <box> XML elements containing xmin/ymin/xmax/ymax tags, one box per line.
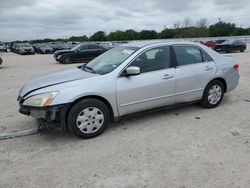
<box><xmin>18</xmin><ymin>41</ymin><xmax>239</xmax><ymax>138</ymax></box>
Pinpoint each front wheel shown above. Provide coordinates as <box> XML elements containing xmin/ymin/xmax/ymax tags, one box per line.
<box><xmin>62</xmin><ymin>56</ymin><xmax>72</xmax><ymax>64</ymax></box>
<box><xmin>201</xmin><ymin>80</ymin><xmax>224</xmax><ymax>108</ymax></box>
<box><xmin>67</xmin><ymin>99</ymin><xmax>110</xmax><ymax>138</ymax></box>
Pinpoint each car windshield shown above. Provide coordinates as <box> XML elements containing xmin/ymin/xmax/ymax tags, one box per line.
<box><xmin>19</xmin><ymin>43</ymin><xmax>31</xmax><ymax>47</ymax></box>
<box><xmin>221</xmin><ymin>40</ymin><xmax>233</xmax><ymax>44</ymax></box>
<box><xmin>82</xmin><ymin>46</ymin><xmax>138</xmax><ymax>75</ymax></box>
<box><xmin>71</xmin><ymin>44</ymin><xmax>82</xmax><ymax>51</ymax></box>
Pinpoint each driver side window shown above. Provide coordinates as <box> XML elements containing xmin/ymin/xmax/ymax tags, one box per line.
<box><xmin>129</xmin><ymin>46</ymin><xmax>170</xmax><ymax>73</ymax></box>
<box><xmin>79</xmin><ymin>45</ymin><xmax>88</xmax><ymax>51</ymax></box>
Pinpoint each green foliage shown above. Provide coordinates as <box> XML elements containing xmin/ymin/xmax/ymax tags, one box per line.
<box><xmin>69</xmin><ymin>35</ymin><xmax>89</xmax><ymax>42</ymax></box>
<box><xmin>208</xmin><ymin>22</ymin><xmax>236</xmax><ymax>36</ymax></box>
<box><xmin>90</xmin><ymin>31</ymin><xmax>106</xmax><ymax>41</ymax></box>
<box><xmin>159</xmin><ymin>29</ymin><xmax>175</xmax><ymax>38</ymax></box>
<box><xmin>14</xmin><ymin>21</ymin><xmax>250</xmax><ymax>43</ymax></box>
<box><xmin>107</xmin><ymin>30</ymin><xmax>126</xmax><ymax>41</ymax></box>
<box><xmin>123</xmin><ymin>29</ymin><xmax>140</xmax><ymax>40</ymax></box>
<box><xmin>140</xmin><ymin>30</ymin><xmax>158</xmax><ymax>39</ymax></box>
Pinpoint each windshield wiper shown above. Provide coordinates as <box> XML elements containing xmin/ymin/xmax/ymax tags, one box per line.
<box><xmin>82</xmin><ymin>65</ymin><xmax>98</xmax><ymax>74</ymax></box>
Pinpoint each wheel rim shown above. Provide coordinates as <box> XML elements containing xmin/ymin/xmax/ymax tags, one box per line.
<box><xmin>208</xmin><ymin>85</ymin><xmax>222</xmax><ymax>105</ymax></box>
<box><xmin>65</xmin><ymin>57</ymin><xmax>71</xmax><ymax>63</ymax></box>
<box><xmin>76</xmin><ymin>107</ymin><xmax>104</xmax><ymax>134</ymax></box>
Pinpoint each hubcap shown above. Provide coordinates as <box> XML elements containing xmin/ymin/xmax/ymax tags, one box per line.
<box><xmin>76</xmin><ymin>107</ymin><xmax>104</xmax><ymax>134</ymax></box>
<box><xmin>208</xmin><ymin>85</ymin><xmax>222</xmax><ymax>105</ymax></box>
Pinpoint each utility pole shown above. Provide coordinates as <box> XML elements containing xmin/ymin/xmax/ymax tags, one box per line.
<box><xmin>218</xmin><ymin>18</ymin><xmax>221</xmax><ymax>23</ymax></box>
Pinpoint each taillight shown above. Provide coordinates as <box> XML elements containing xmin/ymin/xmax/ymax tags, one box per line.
<box><xmin>233</xmin><ymin>64</ymin><xmax>239</xmax><ymax>70</ymax></box>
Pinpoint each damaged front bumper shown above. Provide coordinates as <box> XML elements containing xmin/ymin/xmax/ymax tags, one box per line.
<box><xmin>19</xmin><ymin>102</ymin><xmax>71</xmax><ymax>131</ymax></box>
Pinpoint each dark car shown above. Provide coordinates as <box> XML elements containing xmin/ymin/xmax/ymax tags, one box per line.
<box><xmin>214</xmin><ymin>40</ymin><xmax>247</xmax><ymax>53</ymax></box>
<box><xmin>35</xmin><ymin>44</ymin><xmax>54</xmax><ymax>54</ymax></box>
<box><xmin>54</xmin><ymin>43</ymin><xmax>108</xmax><ymax>64</ymax></box>
<box><xmin>0</xmin><ymin>43</ymin><xmax>7</xmax><ymax>52</ymax></box>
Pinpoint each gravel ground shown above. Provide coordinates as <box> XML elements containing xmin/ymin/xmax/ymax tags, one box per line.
<box><xmin>0</xmin><ymin>49</ymin><xmax>250</xmax><ymax>188</ymax></box>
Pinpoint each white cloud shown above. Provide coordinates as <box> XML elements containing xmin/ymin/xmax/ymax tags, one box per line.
<box><xmin>0</xmin><ymin>0</ymin><xmax>249</xmax><ymax>41</ymax></box>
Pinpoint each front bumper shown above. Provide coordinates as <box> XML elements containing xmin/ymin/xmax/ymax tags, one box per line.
<box><xmin>19</xmin><ymin>102</ymin><xmax>71</xmax><ymax>131</ymax></box>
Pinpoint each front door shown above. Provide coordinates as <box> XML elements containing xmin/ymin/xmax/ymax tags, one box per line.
<box><xmin>116</xmin><ymin>46</ymin><xmax>176</xmax><ymax>116</ymax></box>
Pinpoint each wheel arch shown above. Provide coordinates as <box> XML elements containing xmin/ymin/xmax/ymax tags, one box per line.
<box><xmin>208</xmin><ymin>77</ymin><xmax>227</xmax><ymax>93</ymax></box>
<box><xmin>66</xmin><ymin>95</ymin><xmax>115</xmax><ymax>123</ymax></box>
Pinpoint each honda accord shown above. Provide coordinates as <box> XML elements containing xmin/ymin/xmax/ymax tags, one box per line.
<box><xmin>18</xmin><ymin>41</ymin><xmax>239</xmax><ymax>138</ymax></box>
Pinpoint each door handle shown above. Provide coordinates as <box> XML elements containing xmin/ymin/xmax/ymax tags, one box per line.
<box><xmin>205</xmin><ymin>66</ymin><xmax>214</xmax><ymax>71</ymax></box>
<box><xmin>162</xmin><ymin>74</ymin><xmax>174</xmax><ymax>80</ymax></box>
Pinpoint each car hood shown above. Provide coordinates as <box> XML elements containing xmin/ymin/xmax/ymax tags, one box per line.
<box><xmin>54</xmin><ymin>49</ymin><xmax>72</xmax><ymax>56</ymax></box>
<box><xmin>19</xmin><ymin>67</ymin><xmax>95</xmax><ymax>98</ymax></box>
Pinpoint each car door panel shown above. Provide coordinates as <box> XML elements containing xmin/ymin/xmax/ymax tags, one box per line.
<box><xmin>116</xmin><ymin>46</ymin><xmax>175</xmax><ymax>116</ymax></box>
<box><xmin>175</xmin><ymin>62</ymin><xmax>216</xmax><ymax>102</ymax></box>
<box><xmin>116</xmin><ymin>68</ymin><xmax>176</xmax><ymax>116</ymax></box>
<box><xmin>173</xmin><ymin>45</ymin><xmax>216</xmax><ymax>103</ymax></box>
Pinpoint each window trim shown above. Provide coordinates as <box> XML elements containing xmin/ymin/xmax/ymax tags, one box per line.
<box><xmin>172</xmin><ymin>44</ymin><xmax>214</xmax><ymax>68</ymax></box>
<box><xmin>119</xmin><ymin>45</ymin><xmax>175</xmax><ymax>77</ymax></box>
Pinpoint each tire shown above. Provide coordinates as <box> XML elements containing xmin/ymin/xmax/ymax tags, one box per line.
<box><xmin>240</xmin><ymin>49</ymin><xmax>245</xmax><ymax>52</ymax></box>
<box><xmin>67</xmin><ymin>98</ymin><xmax>110</xmax><ymax>138</ymax></box>
<box><xmin>62</xmin><ymin>56</ymin><xmax>72</xmax><ymax>64</ymax></box>
<box><xmin>201</xmin><ymin>80</ymin><xmax>224</xmax><ymax>108</ymax></box>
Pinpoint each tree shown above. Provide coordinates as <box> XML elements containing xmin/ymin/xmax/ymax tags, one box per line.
<box><xmin>233</xmin><ymin>28</ymin><xmax>249</xmax><ymax>36</ymax></box>
<box><xmin>159</xmin><ymin>28</ymin><xmax>175</xmax><ymax>38</ymax></box>
<box><xmin>140</xmin><ymin>30</ymin><xmax>158</xmax><ymax>39</ymax></box>
<box><xmin>196</xmin><ymin>18</ymin><xmax>208</xmax><ymax>28</ymax></box>
<box><xmin>107</xmin><ymin>30</ymin><xmax>125</xmax><ymax>41</ymax></box>
<box><xmin>173</xmin><ymin>21</ymin><xmax>181</xmax><ymax>29</ymax></box>
<box><xmin>90</xmin><ymin>31</ymin><xmax>106</xmax><ymax>41</ymax></box>
<box><xmin>123</xmin><ymin>29</ymin><xmax>140</xmax><ymax>40</ymax></box>
<box><xmin>183</xmin><ymin>17</ymin><xmax>192</xmax><ymax>28</ymax></box>
<box><xmin>69</xmin><ymin>35</ymin><xmax>89</xmax><ymax>42</ymax></box>
<box><xmin>209</xmin><ymin>22</ymin><xmax>236</xmax><ymax>37</ymax></box>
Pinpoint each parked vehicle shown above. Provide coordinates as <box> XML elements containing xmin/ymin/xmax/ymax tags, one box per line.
<box><xmin>214</xmin><ymin>40</ymin><xmax>247</xmax><ymax>53</ymax></box>
<box><xmin>0</xmin><ymin>43</ymin><xmax>7</xmax><ymax>52</ymax></box>
<box><xmin>16</xmin><ymin>43</ymin><xmax>35</xmax><ymax>55</ymax></box>
<box><xmin>201</xmin><ymin>41</ymin><xmax>217</xmax><ymax>48</ymax></box>
<box><xmin>35</xmin><ymin>44</ymin><xmax>54</xmax><ymax>54</ymax></box>
<box><xmin>54</xmin><ymin>43</ymin><xmax>107</xmax><ymax>64</ymax></box>
<box><xmin>18</xmin><ymin>41</ymin><xmax>239</xmax><ymax>138</ymax></box>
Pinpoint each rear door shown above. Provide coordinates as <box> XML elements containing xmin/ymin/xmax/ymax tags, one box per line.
<box><xmin>173</xmin><ymin>45</ymin><xmax>216</xmax><ymax>103</ymax></box>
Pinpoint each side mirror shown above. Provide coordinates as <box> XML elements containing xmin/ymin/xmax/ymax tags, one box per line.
<box><xmin>125</xmin><ymin>66</ymin><xmax>140</xmax><ymax>76</ymax></box>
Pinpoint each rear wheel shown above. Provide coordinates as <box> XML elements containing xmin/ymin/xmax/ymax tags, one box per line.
<box><xmin>201</xmin><ymin>80</ymin><xmax>224</xmax><ymax>108</ymax></box>
<box><xmin>67</xmin><ymin>98</ymin><xmax>110</xmax><ymax>138</ymax></box>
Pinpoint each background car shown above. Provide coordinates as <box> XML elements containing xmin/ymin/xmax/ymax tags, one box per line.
<box><xmin>214</xmin><ymin>40</ymin><xmax>247</xmax><ymax>53</ymax></box>
<box><xmin>16</xmin><ymin>43</ymin><xmax>35</xmax><ymax>55</ymax></box>
<box><xmin>54</xmin><ymin>43</ymin><xmax>108</xmax><ymax>64</ymax></box>
<box><xmin>34</xmin><ymin>44</ymin><xmax>54</xmax><ymax>54</ymax></box>
<box><xmin>201</xmin><ymin>40</ymin><xmax>226</xmax><ymax>49</ymax></box>
<box><xmin>0</xmin><ymin>43</ymin><xmax>7</xmax><ymax>52</ymax></box>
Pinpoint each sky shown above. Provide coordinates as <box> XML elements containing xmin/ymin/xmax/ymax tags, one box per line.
<box><xmin>0</xmin><ymin>0</ymin><xmax>250</xmax><ymax>41</ymax></box>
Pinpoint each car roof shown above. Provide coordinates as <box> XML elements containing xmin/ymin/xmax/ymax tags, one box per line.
<box><xmin>121</xmin><ymin>40</ymin><xmax>198</xmax><ymax>48</ymax></box>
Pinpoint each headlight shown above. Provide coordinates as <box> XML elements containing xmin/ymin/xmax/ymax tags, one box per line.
<box><xmin>57</xmin><ymin>55</ymin><xmax>62</xmax><ymax>59</ymax></box>
<box><xmin>23</xmin><ymin>92</ymin><xmax>58</xmax><ymax>107</ymax></box>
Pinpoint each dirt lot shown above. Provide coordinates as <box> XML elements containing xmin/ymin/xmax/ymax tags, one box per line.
<box><xmin>0</xmin><ymin>49</ymin><xmax>250</xmax><ymax>188</ymax></box>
